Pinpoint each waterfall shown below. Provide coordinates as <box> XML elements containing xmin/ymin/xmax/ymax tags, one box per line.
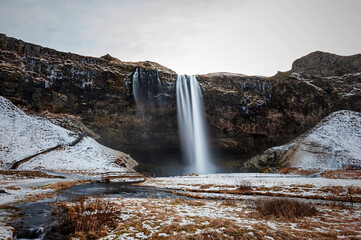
<box><xmin>132</xmin><ymin>68</ymin><xmax>144</xmax><ymax>117</ymax></box>
<box><xmin>176</xmin><ymin>75</ymin><xmax>213</xmax><ymax>174</ymax></box>
<box><xmin>132</xmin><ymin>68</ymin><xmax>165</xmax><ymax>117</ymax></box>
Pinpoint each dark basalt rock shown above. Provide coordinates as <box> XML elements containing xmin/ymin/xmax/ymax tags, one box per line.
<box><xmin>291</xmin><ymin>51</ymin><xmax>361</xmax><ymax>78</ymax></box>
<box><xmin>0</xmin><ymin>33</ymin><xmax>360</xmax><ymax>174</ymax></box>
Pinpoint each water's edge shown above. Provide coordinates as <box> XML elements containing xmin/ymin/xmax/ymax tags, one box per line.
<box><xmin>11</xmin><ymin>182</ymin><xmax>191</xmax><ymax>240</ymax></box>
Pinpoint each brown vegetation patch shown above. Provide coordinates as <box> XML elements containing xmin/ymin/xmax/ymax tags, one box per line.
<box><xmin>53</xmin><ymin>196</ymin><xmax>120</xmax><ymax>239</ymax></box>
<box><xmin>249</xmin><ymin>198</ymin><xmax>317</xmax><ymax>220</ymax></box>
<box><xmin>173</xmin><ymin>230</ymin><xmax>229</xmax><ymax>240</ymax></box>
<box><xmin>24</xmin><ymin>192</ymin><xmax>56</xmax><ymax>202</ymax></box>
<box><xmin>0</xmin><ymin>170</ymin><xmax>65</xmax><ymax>179</ymax></box>
<box><xmin>321</xmin><ymin>170</ymin><xmax>361</xmax><ymax>179</ymax></box>
<box><xmin>45</xmin><ymin>180</ymin><xmax>92</xmax><ymax>190</ymax></box>
<box><xmin>231</xmin><ymin>181</ymin><xmax>253</xmax><ymax>194</ymax></box>
<box><xmin>5</xmin><ymin>186</ymin><xmax>21</xmax><ymax>190</ymax></box>
<box><xmin>220</xmin><ymin>199</ymin><xmax>237</xmax><ymax>207</ymax></box>
<box><xmin>163</xmin><ymin>223</ymin><xmax>198</xmax><ymax>234</ymax></box>
<box><xmin>289</xmin><ymin>184</ymin><xmax>316</xmax><ymax>188</ymax></box>
<box><xmin>170</xmin><ymin>198</ymin><xmax>186</xmax><ymax>205</ymax></box>
<box><xmin>281</xmin><ymin>168</ymin><xmax>319</xmax><ymax>176</ymax></box>
<box><xmin>199</xmin><ymin>184</ymin><xmax>213</xmax><ymax>189</ymax></box>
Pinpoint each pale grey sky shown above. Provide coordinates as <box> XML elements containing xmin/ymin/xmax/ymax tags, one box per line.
<box><xmin>0</xmin><ymin>0</ymin><xmax>360</xmax><ymax>75</ymax></box>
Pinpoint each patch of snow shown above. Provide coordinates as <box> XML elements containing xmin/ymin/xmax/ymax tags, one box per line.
<box><xmin>290</xmin><ymin>111</ymin><xmax>361</xmax><ymax>169</ymax></box>
<box><xmin>0</xmin><ymin>209</ymin><xmax>14</xmax><ymax>239</ymax></box>
<box><xmin>0</xmin><ymin>96</ymin><xmax>136</xmax><ymax>174</ymax></box>
<box><xmin>0</xmin><ymin>96</ymin><xmax>75</xmax><ymax>168</ymax></box>
<box><xmin>20</xmin><ymin>137</ymin><xmax>132</xmax><ymax>174</ymax></box>
<box><xmin>269</xmin><ymin>110</ymin><xmax>361</xmax><ymax>170</ymax></box>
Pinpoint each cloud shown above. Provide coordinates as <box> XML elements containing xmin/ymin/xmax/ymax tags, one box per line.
<box><xmin>0</xmin><ymin>0</ymin><xmax>360</xmax><ymax>75</ymax></box>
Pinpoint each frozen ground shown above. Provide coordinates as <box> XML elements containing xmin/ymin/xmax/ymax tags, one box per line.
<box><xmin>1</xmin><ymin>172</ymin><xmax>361</xmax><ymax>239</ymax></box>
<box><xmin>102</xmin><ymin>173</ymin><xmax>361</xmax><ymax>239</ymax></box>
<box><xmin>0</xmin><ymin>209</ymin><xmax>14</xmax><ymax>240</ymax></box>
<box><xmin>0</xmin><ymin>170</ymin><xmax>92</xmax><ymax>206</ymax></box>
<box><xmin>138</xmin><ymin>173</ymin><xmax>361</xmax><ymax>202</ymax></box>
<box><xmin>101</xmin><ymin>197</ymin><xmax>361</xmax><ymax>239</ymax></box>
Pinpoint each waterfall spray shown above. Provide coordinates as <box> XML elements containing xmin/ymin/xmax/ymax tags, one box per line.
<box><xmin>176</xmin><ymin>75</ymin><xmax>213</xmax><ymax>174</ymax></box>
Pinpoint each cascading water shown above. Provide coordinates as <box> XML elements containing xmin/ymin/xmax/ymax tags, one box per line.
<box><xmin>132</xmin><ymin>67</ymin><xmax>165</xmax><ymax>117</ymax></box>
<box><xmin>176</xmin><ymin>75</ymin><xmax>213</xmax><ymax>174</ymax></box>
<box><xmin>132</xmin><ymin>68</ymin><xmax>144</xmax><ymax>117</ymax></box>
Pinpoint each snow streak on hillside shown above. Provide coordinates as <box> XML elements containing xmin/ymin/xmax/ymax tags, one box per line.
<box><xmin>19</xmin><ymin>137</ymin><xmax>135</xmax><ymax>174</ymax></box>
<box><xmin>0</xmin><ymin>96</ymin><xmax>136</xmax><ymax>174</ymax></box>
<box><xmin>276</xmin><ymin>110</ymin><xmax>361</xmax><ymax>169</ymax></box>
<box><xmin>0</xmin><ymin>96</ymin><xmax>75</xmax><ymax>168</ymax></box>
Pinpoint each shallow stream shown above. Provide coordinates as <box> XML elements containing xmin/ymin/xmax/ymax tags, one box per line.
<box><xmin>12</xmin><ymin>183</ymin><xmax>189</xmax><ymax>240</ymax></box>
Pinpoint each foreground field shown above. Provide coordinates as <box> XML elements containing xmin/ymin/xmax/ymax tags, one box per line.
<box><xmin>100</xmin><ymin>197</ymin><xmax>361</xmax><ymax>239</ymax></box>
<box><xmin>81</xmin><ymin>172</ymin><xmax>361</xmax><ymax>239</ymax></box>
<box><xmin>1</xmin><ymin>171</ymin><xmax>361</xmax><ymax>239</ymax></box>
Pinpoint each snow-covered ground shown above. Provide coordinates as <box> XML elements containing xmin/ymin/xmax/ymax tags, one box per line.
<box><xmin>0</xmin><ymin>171</ymin><xmax>91</xmax><ymax>206</ymax></box>
<box><xmin>283</xmin><ymin>110</ymin><xmax>361</xmax><ymax>169</ymax></box>
<box><xmin>138</xmin><ymin>173</ymin><xmax>361</xmax><ymax>201</ymax></box>
<box><xmin>0</xmin><ymin>209</ymin><xmax>14</xmax><ymax>240</ymax></box>
<box><xmin>101</xmin><ymin>197</ymin><xmax>361</xmax><ymax>239</ymax></box>
<box><xmin>2</xmin><ymin>172</ymin><xmax>360</xmax><ymax>239</ymax></box>
<box><xmin>19</xmin><ymin>136</ymin><xmax>136</xmax><ymax>174</ymax></box>
<box><xmin>247</xmin><ymin>110</ymin><xmax>361</xmax><ymax>170</ymax></box>
<box><xmin>0</xmin><ymin>96</ymin><xmax>137</xmax><ymax>174</ymax></box>
<box><xmin>0</xmin><ymin>96</ymin><xmax>75</xmax><ymax>169</ymax></box>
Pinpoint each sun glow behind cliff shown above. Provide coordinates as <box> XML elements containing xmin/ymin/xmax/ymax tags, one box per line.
<box><xmin>176</xmin><ymin>75</ymin><xmax>214</xmax><ymax>174</ymax></box>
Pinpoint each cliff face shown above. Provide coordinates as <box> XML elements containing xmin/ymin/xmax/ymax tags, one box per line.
<box><xmin>0</xmin><ymin>34</ymin><xmax>179</xmax><ymax>172</ymax></box>
<box><xmin>1</xmin><ymin>33</ymin><xmax>360</xmax><ymax>173</ymax></box>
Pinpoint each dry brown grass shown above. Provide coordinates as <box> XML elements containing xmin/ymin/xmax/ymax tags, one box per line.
<box><xmin>232</xmin><ymin>181</ymin><xmax>253</xmax><ymax>194</ymax></box>
<box><xmin>53</xmin><ymin>196</ymin><xmax>120</xmax><ymax>239</ymax></box>
<box><xmin>163</xmin><ymin>223</ymin><xmax>198</xmax><ymax>234</ymax></box>
<box><xmin>5</xmin><ymin>186</ymin><xmax>21</xmax><ymax>190</ymax></box>
<box><xmin>24</xmin><ymin>192</ymin><xmax>56</xmax><ymax>202</ymax></box>
<box><xmin>319</xmin><ymin>185</ymin><xmax>344</xmax><ymax>194</ymax></box>
<box><xmin>220</xmin><ymin>199</ymin><xmax>237</xmax><ymax>207</ymax></box>
<box><xmin>199</xmin><ymin>184</ymin><xmax>213</xmax><ymax>189</ymax></box>
<box><xmin>172</xmin><ymin>230</ymin><xmax>228</xmax><ymax>239</ymax></box>
<box><xmin>0</xmin><ymin>170</ymin><xmax>65</xmax><ymax>179</ymax></box>
<box><xmin>186</xmin><ymin>200</ymin><xmax>206</xmax><ymax>206</ymax></box>
<box><xmin>281</xmin><ymin>168</ymin><xmax>319</xmax><ymax>176</ymax></box>
<box><xmin>289</xmin><ymin>184</ymin><xmax>316</xmax><ymax>188</ymax></box>
<box><xmin>45</xmin><ymin>180</ymin><xmax>92</xmax><ymax>190</ymax></box>
<box><xmin>249</xmin><ymin>198</ymin><xmax>317</xmax><ymax>220</ymax></box>
<box><xmin>347</xmin><ymin>185</ymin><xmax>361</xmax><ymax>195</ymax></box>
<box><xmin>110</xmin><ymin>198</ymin><xmax>361</xmax><ymax>239</ymax></box>
<box><xmin>321</xmin><ymin>170</ymin><xmax>361</xmax><ymax>179</ymax></box>
<box><xmin>170</xmin><ymin>198</ymin><xmax>186</xmax><ymax>205</ymax></box>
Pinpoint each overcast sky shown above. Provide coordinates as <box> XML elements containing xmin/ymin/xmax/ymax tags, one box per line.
<box><xmin>0</xmin><ymin>0</ymin><xmax>360</xmax><ymax>75</ymax></box>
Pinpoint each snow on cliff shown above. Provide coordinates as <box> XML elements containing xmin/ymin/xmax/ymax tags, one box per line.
<box><xmin>277</xmin><ymin>110</ymin><xmax>361</xmax><ymax>169</ymax></box>
<box><xmin>0</xmin><ymin>96</ymin><xmax>137</xmax><ymax>174</ymax></box>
